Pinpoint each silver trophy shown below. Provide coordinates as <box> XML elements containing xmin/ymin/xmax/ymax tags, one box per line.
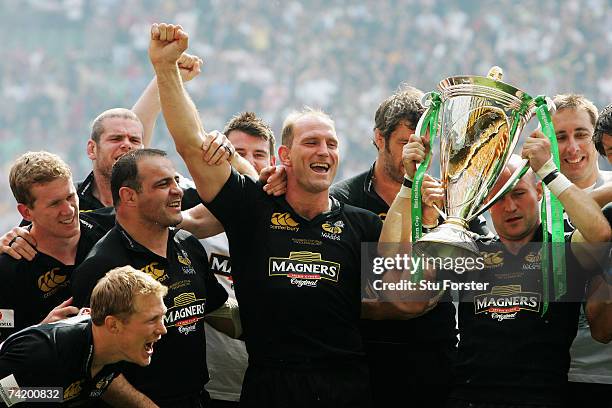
<box><xmin>413</xmin><ymin>67</ymin><xmax>549</xmax><ymax>260</ymax></box>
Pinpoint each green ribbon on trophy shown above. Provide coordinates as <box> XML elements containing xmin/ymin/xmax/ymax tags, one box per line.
<box><xmin>410</xmin><ymin>92</ymin><xmax>441</xmax><ymax>282</ymax></box>
<box><xmin>534</xmin><ymin>96</ymin><xmax>566</xmax><ymax>315</ymax></box>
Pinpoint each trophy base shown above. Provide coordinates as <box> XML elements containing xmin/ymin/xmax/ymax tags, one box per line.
<box><xmin>413</xmin><ymin>220</ymin><xmax>479</xmax><ymax>274</ymax></box>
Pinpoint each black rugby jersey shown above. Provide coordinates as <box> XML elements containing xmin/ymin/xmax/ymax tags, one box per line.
<box><xmin>206</xmin><ymin>169</ymin><xmax>382</xmax><ymax>363</ymax></box>
<box><xmin>0</xmin><ymin>316</ymin><xmax>121</xmax><ymax>407</ymax></box>
<box><xmin>71</xmin><ymin>225</ymin><xmax>227</xmax><ymax>404</ymax></box>
<box><xmin>452</xmin><ymin>225</ymin><xmax>593</xmax><ymax>405</ymax></box>
<box><xmin>0</xmin><ymin>217</ymin><xmax>104</xmax><ymax>342</ymax></box>
<box><xmin>76</xmin><ymin>171</ymin><xmax>201</xmax><ymax>211</ymax></box>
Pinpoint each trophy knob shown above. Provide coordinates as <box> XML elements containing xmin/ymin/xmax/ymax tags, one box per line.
<box><xmin>487</xmin><ymin>66</ymin><xmax>503</xmax><ymax>81</ymax></box>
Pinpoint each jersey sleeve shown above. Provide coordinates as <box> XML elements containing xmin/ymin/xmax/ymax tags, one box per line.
<box><xmin>0</xmin><ymin>330</ymin><xmax>57</xmax><ymax>388</ymax></box>
<box><xmin>0</xmin><ymin>259</ymin><xmax>24</xmax><ymax>342</ymax></box>
<box><xmin>204</xmin><ymin>168</ymin><xmax>262</xmax><ymax>231</ymax></box>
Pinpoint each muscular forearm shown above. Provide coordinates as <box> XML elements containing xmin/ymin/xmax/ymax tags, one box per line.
<box><xmin>132</xmin><ymin>77</ymin><xmax>161</xmax><ymax>148</ymax></box>
<box><xmin>559</xmin><ymin>186</ymin><xmax>611</xmax><ymax>243</ymax></box>
<box><xmin>103</xmin><ymin>375</ymin><xmax>158</xmax><ymax>408</ymax></box>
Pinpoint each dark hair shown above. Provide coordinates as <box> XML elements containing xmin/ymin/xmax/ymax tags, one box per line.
<box><xmin>373</xmin><ymin>85</ymin><xmax>425</xmax><ymax>149</ymax></box>
<box><xmin>223</xmin><ymin>112</ymin><xmax>276</xmax><ymax>155</ymax></box>
<box><xmin>111</xmin><ymin>148</ymin><xmax>167</xmax><ymax>206</ymax></box>
<box><xmin>594</xmin><ymin>104</ymin><xmax>612</xmax><ymax>157</ymax></box>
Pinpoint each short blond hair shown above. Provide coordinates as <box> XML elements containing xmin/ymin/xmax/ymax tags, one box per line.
<box><xmin>553</xmin><ymin>94</ymin><xmax>598</xmax><ymax>128</ymax></box>
<box><xmin>90</xmin><ymin>266</ymin><xmax>168</xmax><ymax>326</ymax></box>
<box><xmin>281</xmin><ymin>107</ymin><xmax>335</xmax><ymax>147</ymax></box>
<box><xmin>9</xmin><ymin>151</ymin><xmax>72</xmax><ymax>207</ymax></box>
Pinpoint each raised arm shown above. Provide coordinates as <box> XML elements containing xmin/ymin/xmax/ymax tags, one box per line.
<box><xmin>132</xmin><ymin>53</ymin><xmax>203</xmax><ymax>148</ymax></box>
<box><xmin>148</xmin><ymin>23</ymin><xmax>230</xmax><ymax>203</ymax></box>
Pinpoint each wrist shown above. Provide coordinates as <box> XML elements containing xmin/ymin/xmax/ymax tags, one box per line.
<box><xmin>535</xmin><ymin>157</ymin><xmax>557</xmax><ymax>180</ymax></box>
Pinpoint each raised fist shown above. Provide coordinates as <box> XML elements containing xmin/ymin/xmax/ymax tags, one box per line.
<box><xmin>178</xmin><ymin>53</ymin><xmax>203</xmax><ymax>82</ymax></box>
<box><xmin>149</xmin><ymin>23</ymin><xmax>189</xmax><ymax>68</ymax></box>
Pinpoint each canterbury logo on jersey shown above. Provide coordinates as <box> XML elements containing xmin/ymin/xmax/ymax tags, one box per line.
<box><xmin>163</xmin><ymin>292</ymin><xmax>206</xmax><ymax>334</ymax></box>
<box><xmin>482</xmin><ymin>251</ymin><xmax>504</xmax><ymax>268</ymax></box>
<box><xmin>64</xmin><ymin>380</ymin><xmax>84</xmax><ymax>401</ymax></box>
<box><xmin>38</xmin><ymin>267</ymin><xmax>68</xmax><ymax>295</ymax></box>
<box><xmin>474</xmin><ymin>285</ymin><xmax>540</xmax><ymax>321</ymax></box>
<box><xmin>269</xmin><ymin>251</ymin><xmax>340</xmax><ymax>283</ymax></box>
<box><xmin>141</xmin><ymin>262</ymin><xmax>169</xmax><ymax>282</ymax></box>
<box><xmin>270</xmin><ymin>212</ymin><xmax>300</xmax><ymax>231</ymax></box>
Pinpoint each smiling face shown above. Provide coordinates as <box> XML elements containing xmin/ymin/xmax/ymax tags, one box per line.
<box><xmin>228</xmin><ymin>129</ymin><xmax>275</xmax><ymax>173</ymax></box>
<box><xmin>88</xmin><ymin>117</ymin><xmax>144</xmax><ymax>180</ymax></box>
<box><xmin>281</xmin><ymin>115</ymin><xmax>339</xmax><ymax>194</ymax></box>
<box><xmin>19</xmin><ymin>177</ymin><xmax>80</xmax><ymax>240</ymax></box>
<box><xmin>552</xmin><ymin>108</ymin><xmax>598</xmax><ymax>188</ymax></box>
<box><xmin>134</xmin><ymin>156</ymin><xmax>184</xmax><ymax>228</ymax></box>
<box><xmin>116</xmin><ymin>293</ymin><xmax>167</xmax><ymax>367</ymax></box>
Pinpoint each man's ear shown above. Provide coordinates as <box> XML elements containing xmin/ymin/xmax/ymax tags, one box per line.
<box><xmin>536</xmin><ymin>181</ymin><xmax>543</xmax><ymax>201</ymax></box>
<box><xmin>87</xmin><ymin>139</ymin><xmax>97</xmax><ymax>161</ymax></box>
<box><xmin>119</xmin><ymin>187</ymin><xmax>137</xmax><ymax>207</ymax></box>
<box><xmin>278</xmin><ymin>146</ymin><xmax>291</xmax><ymax>167</ymax></box>
<box><xmin>17</xmin><ymin>203</ymin><xmax>33</xmax><ymax>222</ymax></box>
<box><xmin>104</xmin><ymin>315</ymin><xmax>122</xmax><ymax>334</ymax></box>
<box><xmin>374</xmin><ymin>129</ymin><xmax>385</xmax><ymax>151</ymax></box>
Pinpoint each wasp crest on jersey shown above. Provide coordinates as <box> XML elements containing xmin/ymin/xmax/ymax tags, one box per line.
<box><xmin>163</xmin><ymin>292</ymin><xmax>206</xmax><ymax>334</ymax></box>
<box><xmin>141</xmin><ymin>262</ymin><xmax>169</xmax><ymax>282</ymax></box>
<box><xmin>523</xmin><ymin>251</ymin><xmax>541</xmax><ymax>270</ymax></box>
<box><xmin>178</xmin><ymin>250</ymin><xmax>196</xmax><ymax>275</ymax></box>
<box><xmin>38</xmin><ymin>267</ymin><xmax>68</xmax><ymax>297</ymax></box>
<box><xmin>474</xmin><ymin>285</ymin><xmax>541</xmax><ymax>321</ymax></box>
<box><xmin>270</xmin><ymin>212</ymin><xmax>300</xmax><ymax>231</ymax></box>
<box><xmin>269</xmin><ymin>251</ymin><xmax>340</xmax><ymax>288</ymax></box>
<box><xmin>321</xmin><ymin>220</ymin><xmax>344</xmax><ymax>241</ymax></box>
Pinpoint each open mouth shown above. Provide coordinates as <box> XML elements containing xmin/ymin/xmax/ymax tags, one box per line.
<box><xmin>144</xmin><ymin>339</ymin><xmax>158</xmax><ymax>356</ymax></box>
<box><xmin>563</xmin><ymin>156</ymin><xmax>584</xmax><ymax>165</ymax></box>
<box><xmin>168</xmin><ymin>199</ymin><xmax>182</xmax><ymax>209</ymax></box>
<box><xmin>59</xmin><ymin>215</ymin><xmax>76</xmax><ymax>225</ymax></box>
<box><xmin>310</xmin><ymin>163</ymin><xmax>330</xmax><ymax>173</ymax></box>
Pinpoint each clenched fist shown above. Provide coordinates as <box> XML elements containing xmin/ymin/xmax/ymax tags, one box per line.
<box><xmin>149</xmin><ymin>23</ymin><xmax>189</xmax><ymax>68</ymax></box>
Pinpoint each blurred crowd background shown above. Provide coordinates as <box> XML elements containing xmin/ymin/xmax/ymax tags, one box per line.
<box><xmin>1</xmin><ymin>0</ymin><xmax>611</xmax><ymax>230</ymax></box>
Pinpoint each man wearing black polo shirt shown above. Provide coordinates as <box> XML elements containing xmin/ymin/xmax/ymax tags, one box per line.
<box><xmin>330</xmin><ymin>87</ymin><xmax>464</xmax><ymax>407</ymax></box>
<box><xmin>72</xmin><ymin>149</ymin><xmax>229</xmax><ymax>407</ymax></box>
<box><xmin>381</xmin><ymin>131</ymin><xmax>611</xmax><ymax>407</ymax></box>
<box><xmin>0</xmin><ymin>266</ymin><xmax>167</xmax><ymax>408</ymax></box>
<box><xmin>0</xmin><ymin>151</ymin><xmax>107</xmax><ymax>342</ymax></box>
<box><xmin>150</xmin><ymin>23</ymin><xmax>381</xmax><ymax>407</ymax></box>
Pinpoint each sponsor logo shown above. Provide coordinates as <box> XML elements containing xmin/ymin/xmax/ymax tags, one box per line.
<box><xmin>378</xmin><ymin>212</ymin><xmax>387</xmax><ymax>220</ymax></box>
<box><xmin>474</xmin><ymin>285</ymin><xmax>540</xmax><ymax>320</ymax></box>
<box><xmin>291</xmin><ymin>238</ymin><xmax>322</xmax><ymax>246</ymax></box>
<box><xmin>210</xmin><ymin>253</ymin><xmax>232</xmax><ymax>278</ymax></box>
<box><xmin>64</xmin><ymin>380</ymin><xmax>84</xmax><ymax>401</ymax></box>
<box><xmin>0</xmin><ymin>310</ymin><xmax>14</xmax><ymax>328</ymax></box>
<box><xmin>141</xmin><ymin>262</ymin><xmax>169</xmax><ymax>282</ymax></box>
<box><xmin>269</xmin><ymin>252</ymin><xmax>340</xmax><ymax>288</ymax></box>
<box><xmin>38</xmin><ymin>267</ymin><xmax>68</xmax><ymax>296</ymax></box>
<box><xmin>163</xmin><ymin>292</ymin><xmax>206</xmax><ymax>332</ymax></box>
<box><xmin>482</xmin><ymin>251</ymin><xmax>504</xmax><ymax>268</ymax></box>
<box><xmin>90</xmin><ymin>373</ymin><xmax>115</xmax><ymax>397</ymax></box>
<box><xmin>270</xmin><ymin>212</ymin><xmax>300</xmax><ymax>231</ymax></box>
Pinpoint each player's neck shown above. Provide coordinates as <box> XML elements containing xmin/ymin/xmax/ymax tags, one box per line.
<box><xmin>499</xmin><ymin>226</ymin><xmax>538</xmax><ymax>255</ymax></box>
<box><xmin>117</xmin><ymin>215</ymin><xmax>169</xmax><ymax>258</ymax></box>
<box><xmin>91</xmin><ymin>325</ymin><xmax>118</xmax><ymax>377</ymax></box>
<box><xmin>373</xmin><ymin>160</ymin><xmax>401</xmax><ymax>206</ymax></box>
<box><xmin>30</xmin><ymin>226</ymin><xmax>80</xmax><ymax>265</ymax></box>
<box><xmin>285</xmin><ymin>188</ymin><xmax>330</xmax><ymax>220</ymax></box>
<box><xmin>92</xmin><ymin>170</ymin><xmax>114</xmax><ymax>207</ymax></box>
<box><xmin>572</xmin><ymin>167</ymin><xmax>599</xmax><ymax>190</ymax></box>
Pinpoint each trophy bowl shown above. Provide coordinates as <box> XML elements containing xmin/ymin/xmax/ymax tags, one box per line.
<box><xmin>413</xmin><ymin>69</ymin><xmax>538</xmax><ymax>264</ymax></box>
